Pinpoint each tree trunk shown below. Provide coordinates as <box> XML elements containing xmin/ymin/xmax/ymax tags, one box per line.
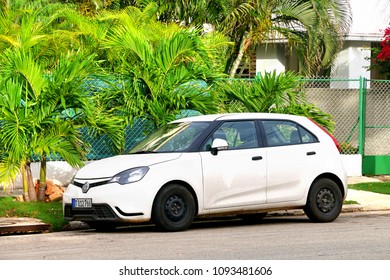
<box><xmin>38</xmin><ymin>154</ymin><xmax>47</xmax><ymax>202</ymax></box>
<box><xmin>26</xmin><ymin>161</ymin><xmax>37</xmax><ymax>202</ymax></box>
<box><xmin>21</xmin><ymin>164</ymin><xmax>30</xmax><ymax>202</ymax></box>
<box><xmin>229</xmin><ymin>32</ymin><xmax>250</xmax><ymax>78</ymax></box>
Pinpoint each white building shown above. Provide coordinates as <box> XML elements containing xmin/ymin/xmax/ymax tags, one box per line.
<box><xmin>256</xmin><ymin>0</ymin><xmax>390</xmax><ymax>80</ymax></box>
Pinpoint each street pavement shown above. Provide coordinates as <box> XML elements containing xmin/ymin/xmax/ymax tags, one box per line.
<box><xmin>1</xmin><ymin>176</ymin><xmax>390</xmax><ymax>234</ymax></box>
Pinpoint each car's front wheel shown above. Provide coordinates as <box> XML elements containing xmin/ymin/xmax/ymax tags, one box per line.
<box><xmin>304</xmin><ymin>178</ymin><xmax>343</xmax><ymax>222</ymax></box>
<box><xmin>152</xmin><ymin>184</ymin><xmax>195</xmax><ymax>232</ymax></box>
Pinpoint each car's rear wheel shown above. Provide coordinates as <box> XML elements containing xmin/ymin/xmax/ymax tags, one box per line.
<box><xmin>304</xmin><ymin>178</ymin><xmax>343</xmax><ymax>222</ymax></box>
<box><xmin>152</xmin><ymin>184</ymin><xmax>195</xmax><ymax>232</ymax></box>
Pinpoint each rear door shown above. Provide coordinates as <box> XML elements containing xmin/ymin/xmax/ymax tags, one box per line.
<box><xmin>200</xmin><ymin>120</ymin><xmax>267</xmax><ymax>209</ymax></box>
<box><xmin>261</xmin><ymin>120</ymin><xmax>320</xmax><ymax>203</ymax></box>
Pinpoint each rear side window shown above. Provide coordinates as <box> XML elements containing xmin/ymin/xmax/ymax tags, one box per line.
<box><xmin>262</xmin><ymin>120</ymin><xmax>318</xmax><ymax>147</ymax></box>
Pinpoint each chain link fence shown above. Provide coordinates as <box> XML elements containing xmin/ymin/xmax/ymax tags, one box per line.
<box><xmin>365</xmin><ymin>80</ymin><xmax>390</xmax><ymax>156</ymax></box>
<box><xmin>301</xmin><ymin>78</ymin><xmax>390</xmax><ymax>156</ymax></box>
<box><xmin>71</xmin><ymin>77</ymin><xmax>389</xmax><ymax>160</ymax></box>
<box><xmin>82</xmin><ymin>118</ymin><xmax>153</xmax><ymax>160</ymax></box>
<box><xmin>302</xmin><ymin>78</ymin><xmax>361</xmax><ymax>155</ymax></box>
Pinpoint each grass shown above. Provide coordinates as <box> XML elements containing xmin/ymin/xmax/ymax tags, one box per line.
<box><xmin>343</xmin><ymin>199</ymin><xmax>359</xmax><ymax>205</ymax></box>
<box><xmin>348</xmin><ymin>181</ymin><xmax>390</xmax><ymax>195</ymax></box>
<box><xmin>344</xmin><ymin>181</ymin><xmax>390</xmax><ymax>205</ymax></box>
<box><xmin>0</xmin><ymin>197</ymin><xmax>68</xmax><ymax>232</ymax></box>
<box><xmin>0</xmin><ymin>181</ymin><xmax>389</xmax><ymax>232</ymax></box>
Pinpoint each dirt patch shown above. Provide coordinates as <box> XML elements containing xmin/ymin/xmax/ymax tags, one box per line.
<box><xmin>371</xmin><ymin>175</ymin><xmax>390</xmax><ymax>182</ymax></box>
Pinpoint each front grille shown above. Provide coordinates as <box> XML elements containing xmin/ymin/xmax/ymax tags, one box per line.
<box><xmin>73</xmin><ymin>179</ymin><xmax>110</xmax><ymax>189</ymax></box>
<box><xmin>64</xmin><ymin>204</ymin><xmax>118</xmax><ymax>221</ymax></box>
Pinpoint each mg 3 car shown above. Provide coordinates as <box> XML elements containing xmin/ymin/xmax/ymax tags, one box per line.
<box><xmin>63</xmin><ymin>113</ymin><xmax>348</xmax><ymax>231</ymax></box>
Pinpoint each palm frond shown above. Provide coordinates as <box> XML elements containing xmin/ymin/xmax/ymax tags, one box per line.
<box><xmin>0</xmin><ymin>48</ymin><xmax>47</xmax><ymax>100</ymax></box>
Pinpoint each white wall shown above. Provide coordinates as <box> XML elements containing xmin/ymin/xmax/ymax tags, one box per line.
<box><xmin>331</xmin><ymin>41</ymin><xmax>371</xmax><ymax>85</ymax></box>
<box><xmin>12</xmin><ymin>162</ymin><xmax>78</xmax><ymax>188</ymax></box>
<box><xmin>256</xmin><ymin>45</ymin><xmax>286</xmax><ymax>74</ymax></box>
<box><xmin>347</xmin><ymin>0</ymin><xmax>390</xmax><ymax>41</ymax></box>
<box><xmin>331</xmin><ymin>0</ymin><xmax>390</xmax><ymax>82</ymax></box>
<box><xmin>341</xmin><ymin>154</ymin><xmax>362</xmax><ymax>177</ymax></box>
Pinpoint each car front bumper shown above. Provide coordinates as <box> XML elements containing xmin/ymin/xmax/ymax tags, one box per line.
<box><xmin>63</xmin><ymin>180</ymin><xmax>156</xmax><ymax>223</ymax></box>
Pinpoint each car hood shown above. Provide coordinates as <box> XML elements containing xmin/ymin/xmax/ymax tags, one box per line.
<box><xmin>75</xmin><ymin>153</ymin><xmax>182</xmax><ymax>179</ymax></box>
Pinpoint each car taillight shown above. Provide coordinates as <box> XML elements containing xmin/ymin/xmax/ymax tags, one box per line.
<box><xmin>309</xmin><ymin>119</ymin><xmax>341</xmax><ymax>152</ymax></box>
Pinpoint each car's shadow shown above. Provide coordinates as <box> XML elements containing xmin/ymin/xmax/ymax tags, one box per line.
<box><xmin>75</xmin><ymin>214</ymin><xmax>310</xmax><ymax>234</ymax></box>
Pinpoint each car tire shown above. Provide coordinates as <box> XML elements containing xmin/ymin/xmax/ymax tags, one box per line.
<box><xmin>239</xmin><ymin>212</ymin><xmax>268</xmax><ymax>223</ymax></box>
<box><xmin>152</xmin><ymin>184</ymin><xmax>195</xmax><ymax>232</ymax></box>
<box><xmin>304</xmin><ymin>178</ymin><xmax>343</xmax><ymax>223</ymax></box>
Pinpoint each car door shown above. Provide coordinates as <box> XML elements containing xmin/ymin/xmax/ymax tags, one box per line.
<box><xmin>200</xmin><ymin>120</ymin><xmax>267</xmax><ymax>210</ymax></box>
<box><xmin>261</xmin><ymin>120</ymin><xmax>319</xmax><ymax>203</ymax></box>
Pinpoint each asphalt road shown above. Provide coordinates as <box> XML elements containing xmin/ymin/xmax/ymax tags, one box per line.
<box><xmin>1</xmin><ymin>211</ymin><xmax>390</xmax><ymax>260</ymax></box>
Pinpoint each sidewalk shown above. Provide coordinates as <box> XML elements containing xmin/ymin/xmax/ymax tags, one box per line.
<box><xmin>344</xmin><ymin>176</ymin><xmax>390</xmax><ymax>212</ymax></box>
<box><xmin>1</xmin><ymin>176</ymin><xmax>390</xmax><ymax>234</ymax></box>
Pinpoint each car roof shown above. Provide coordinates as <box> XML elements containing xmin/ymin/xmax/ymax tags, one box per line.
<box><xmin>171</xmin><ymin>112</ymin><xmax>306</xmax><ymax>123</ymax></box>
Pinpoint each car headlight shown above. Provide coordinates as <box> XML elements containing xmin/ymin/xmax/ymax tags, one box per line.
<box><xmin>69</xmin><ymin>173</ymin><xmax>77</xmax><ymax>184</ymax></box>
<box><xmin>108</xmin><ymin>166</ymin><xmax>149</xmax><ymax>185</ymax></box>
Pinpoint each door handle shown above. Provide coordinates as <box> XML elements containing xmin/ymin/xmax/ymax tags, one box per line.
<box><xmin>306</xmin><ymin>151</ymin><xmax>316</xmax><ymax>156</ymax></box>
<box><xmin>252</xmin><ymin>156</ymin><xmax>263</xmax><ymax>160</ymax></box>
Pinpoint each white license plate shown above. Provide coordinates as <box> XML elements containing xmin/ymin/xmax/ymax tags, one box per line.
<box><xmin>72</xmin><ymin>198</ymin><xmax>92</xmax><ymax>208</ymax></box>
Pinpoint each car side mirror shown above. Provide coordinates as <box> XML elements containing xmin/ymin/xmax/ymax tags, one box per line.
<box><xmin>210</xmin><ymin>138</ymin><xmax>228</xmax><ymax>155</ymax></box>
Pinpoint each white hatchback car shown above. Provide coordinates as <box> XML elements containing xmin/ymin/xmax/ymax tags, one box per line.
<box><xmin>63</xmin><ymin>113</ymin><xmax>347</xmax><ymax>231</ymax></box>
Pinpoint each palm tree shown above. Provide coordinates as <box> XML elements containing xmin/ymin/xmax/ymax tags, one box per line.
<box><xmin>143</xmin><ymin>0</ymin><xmax>352</xmax><ymax>77</ymax></box>
<box><xmin>213</xmin><ymin>0</ymin><xmax>353</xmax><ymax>77</ymax></box>
<box><xmin>0</xmin><ymin>48</ymin><xmax>124</xmax><ymax>201</ymax></box>
<box><xmin>0</xmin><ymin>80</ymin><xmax>31</xmax><ymax>201</ymax></box>
<box><xmin>214</xmin><ymin>70</ymin><xmax>334</xmax><ymax>132</ymax></box>
<box><xmin>0</xmin><ymin>2</ymin><xmax>124</xmax><ymax>201</ymax></box>
<box><xmin>96</xmin><ymin>4</ymin><xmax>224</xmax><ymax>129</ymax></box>
<box><xmin>0</xmin><ymin>3</ymin><xmax>75</xmax><ymax>201</ymax></box>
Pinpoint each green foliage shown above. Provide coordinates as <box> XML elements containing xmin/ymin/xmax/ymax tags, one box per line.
<box><xmin>97</xmin><ymin>8</ymin><xmax>225</xmax><ymax>128</ymax></box>
<box><xmin>0</xmin><ymin>2</ymin><xmax>343</xmax><ymax>200</ymax></box>
<box><xmin>214</xmin><ymin>70</ymin><xmax>335</xmax><ymax>132</ymax></box>
<box><xmin>147</xmin><ymin>0</ymin><xmax>352</xmax><ymax>77</ymax></box>
<box><xmin>0</xmin><ymin>42</ymin><xmax>124</xmax><ymax>198</ymax></box>
<box><xmin>339</xmin><ymin>142</ymin><xmax>358</xmax><ymax>155</ymax></box>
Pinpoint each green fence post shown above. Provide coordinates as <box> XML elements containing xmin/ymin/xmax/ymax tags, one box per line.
<box><xmin>358</xmin><ymin>76</ymin><xmax>366</xmax><ymax>156</ymax></box>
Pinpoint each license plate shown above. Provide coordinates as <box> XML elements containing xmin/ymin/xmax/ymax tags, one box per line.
<box><xmin>72</xmin><ymin>198</ymin><xmax>92</xmax><ymax>208</ymax></box>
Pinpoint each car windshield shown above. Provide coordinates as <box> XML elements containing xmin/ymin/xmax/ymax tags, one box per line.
<box><xmin>130</xmin><ymin>121</ymin><xmax>210</xmax><ymax>153</ymax></box>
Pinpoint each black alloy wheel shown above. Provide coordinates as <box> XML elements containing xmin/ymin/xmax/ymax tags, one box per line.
<box><xmin>304</xmin><ymin>178</ymin><xmax>343</xmax><ymax>222</ymax></box>
<box><xmin>152</xmin><ymin>184</ymin><xmax>195</xmax><ymax>232</ymax></box>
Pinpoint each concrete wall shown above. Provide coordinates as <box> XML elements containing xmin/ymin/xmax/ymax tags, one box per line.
<box><xmin>10</xmin><ymin>161</ymin><xmax>78</xmax><ymax>189</ymax></box>
<box><xmin>341</xmin><ymin>155</ymin><xmax>362</xmax><ymax>176</ymax></box>
<box><xmin>256</xmin><ymin>45</ymin><xmax>286</xmax><ymax>75</ymax></box>
<box><xmin>331</xmin><ymin>41</ymin><xmax>371</xmax><ymax>86</ymax></box>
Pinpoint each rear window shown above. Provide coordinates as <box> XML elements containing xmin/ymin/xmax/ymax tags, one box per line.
<box><xmin>262</xmin><ymin>120</ymin><xmax>318</xmax><ymax>147</ymax></box>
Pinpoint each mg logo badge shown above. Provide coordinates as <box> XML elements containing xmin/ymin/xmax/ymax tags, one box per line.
<box><xmin>82</xmin><ymin>182</ymin><xmax>90</xmax><ymax>193</ymax></box>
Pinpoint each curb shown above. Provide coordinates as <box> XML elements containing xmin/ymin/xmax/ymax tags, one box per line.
<box><xmin>0</xmin><ymin>218</ymin><xmax>50</xmax><ymax>235</ymax></box>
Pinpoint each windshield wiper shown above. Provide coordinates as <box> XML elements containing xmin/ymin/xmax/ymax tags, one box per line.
<box><xmin>129</xmin><ymin>150</ymin><xmax>158</xmax><ymax>154</ymax></box>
